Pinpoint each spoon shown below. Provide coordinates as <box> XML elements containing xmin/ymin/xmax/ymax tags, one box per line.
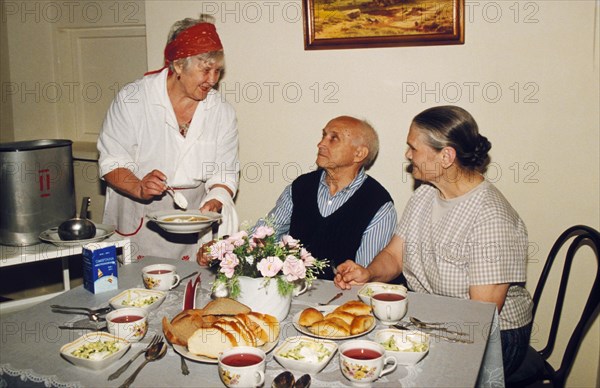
<box><xmin>165</xmin><ymin>182</ymin><xmax>188</xmax><ymax>210</ymax></box>
<box><xmin>58</xmin><ymin>197</ymin><xmax>96</xmax><ymax>240</ymax></box>
<box><xmin>410</xmin><ymin>317</ymin><xmax>469</xmax><ymax>336</ymax></box>
<box><xmin>50</xmin><ymin>305</ymin><xmax>111</xmax><ymax>315</ymax></box>
<box><xmin>318</xmin><ymin>292</ymin><xmax>343</xmax><ymax>306</ymax></box>
<box><xmin>272</xmin><ymin>371</ymin><xmax>295</xmax><ymax>388</ymax></box>
<box><xmin>294</xmin><ymin>374</ymin><xmax>311</xmax><ymax>388</ymax></box>
<box><xmin>120</xmin><ymin>340</ymin><xmax>167</xmax><ymax>388</ymax></box>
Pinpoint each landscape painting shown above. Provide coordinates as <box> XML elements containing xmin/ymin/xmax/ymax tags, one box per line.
<box><xmin>303</xmin><ymin>0</ymin><xmax>464</xmax><ymax>50</ymax></box>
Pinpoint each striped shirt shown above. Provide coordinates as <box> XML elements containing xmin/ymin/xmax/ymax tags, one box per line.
<box><xmin>257</xmin><ymin>169</ymin><xmax>397</xmax><ymax>267</ymax></box>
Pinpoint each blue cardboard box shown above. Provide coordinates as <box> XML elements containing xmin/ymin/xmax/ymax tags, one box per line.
<box><xmin>82</xmin><ymin>242</ymin><xmax>118</xmax><ymax>294</ymax></box>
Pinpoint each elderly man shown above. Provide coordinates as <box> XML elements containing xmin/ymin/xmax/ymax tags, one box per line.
<box><xmin>252</xmin><ymin>116</ymin><xmax>397</xmax><ymax>280</ymax></box>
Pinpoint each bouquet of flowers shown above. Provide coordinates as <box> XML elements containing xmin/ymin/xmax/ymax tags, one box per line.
<box><xmin>207</xmin><ymin>224</ymin><xmax>328</xmax><ymax>297</ymax></box>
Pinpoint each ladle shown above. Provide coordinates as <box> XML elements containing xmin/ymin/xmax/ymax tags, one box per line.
<box><xmin>58</xmin><ymin>197</ymin><xmax>96</xmax><ymax>240</ymax></box>
<box><xmin>165</xmin><ymin>181</ymin><xmax>188</xmax><ymax>210</ymax></box>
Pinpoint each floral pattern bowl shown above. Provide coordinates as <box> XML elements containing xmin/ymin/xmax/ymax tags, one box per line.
<box><xmin>273</xmin><ymin>335</ymin><xmax>338</xmax><ymax>374</ymax></box>
<box><xmin>357</xmin><ymin>282</ymin><xmax>408</xmax><ymax>305</ymax></box>
<box><xmin>105</xmin><ymin>307</ymin><xmax>148</xmax><ymax>343</ymax></box>
<box><xmin>374</xmin><ymin>329</ymin><xmax>430</xmax><ymax>365</ymax></box>
<box><xmin>60</xmin><ymin>332</ymin><xmax>130</xmax><ymax>370</ymax></box>
<box><xmin>109</xmin><ymin>288</ymin><xmax>166</xmax><ymax>312</ymax></box>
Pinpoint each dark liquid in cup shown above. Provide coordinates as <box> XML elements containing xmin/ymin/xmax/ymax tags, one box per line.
<box><xmin>221</xmin><ymin>353</ymin><xmax>263</xmax><ymax>367</ymax></box>
<box><xmin>111</xmin><ymin>315</ymin><xmax>143</xmax><ymax>323</ymax></box>
<box><xmin>373</xmin><ymin>293</ymin><xmax>405</xmax><ymax>302</ymax></box>
<box><xmin>343</xmin><ymin>348</ymin><xmax>381</xmax><ymax>360</ymax></box>
<box><xmin>147</xmin><ymin>269</ymin><xmax>172</xmax><ymax>275</ymax></box>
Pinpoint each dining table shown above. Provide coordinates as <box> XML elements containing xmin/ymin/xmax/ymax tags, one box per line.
<box><xmin>0</xmin><ymin>256</ymin><xmax>505</xmax><ymax>387</ymax></box>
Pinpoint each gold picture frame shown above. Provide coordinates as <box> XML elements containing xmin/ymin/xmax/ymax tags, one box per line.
<box><xmin>303</xmin><ymin>0</ymin><xmax>464</xmax><ymax>50</ymax></box>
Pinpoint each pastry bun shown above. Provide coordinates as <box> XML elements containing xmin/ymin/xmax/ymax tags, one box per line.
<box><xmin>334</xmin><ymin>300</ymin><xmax>372</xmax><ymax>316</ymax></box>
<box><xmin>298</xmin><ymin>307</ymin><xmax>324</xmax><ymax>326</ymax></box>
<box><xmin>351</xmin><ymin>315</ymin><xmax>375</xmax><ymax>335</ymax></box>
<box><xmin>298</xmin><ymin>300</ymin><xmax>374</xmax><ymax>338</ymax></box>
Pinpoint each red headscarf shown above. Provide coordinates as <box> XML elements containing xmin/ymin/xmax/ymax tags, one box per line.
<box><xmin>145</xmin><ymin>23</ymin><xmax>223</xmax><ymax>76</ymax></box>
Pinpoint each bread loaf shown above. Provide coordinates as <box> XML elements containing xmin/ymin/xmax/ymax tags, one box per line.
<box><xmin>246</xmin><ymin>312</ymin><xmax>280</xmax><ymax>343</ymax></box>
<box><xmin>215</xmin><ymin>316</ymin><xmax>257</xmax><ymax>347</ymax></box>
<box><xmin>187</xmin><ymin>326</ymin><xmax>238</xmax><ymax>358</ymax></box>
<box><xmin>202</xmin><ymin>297</ymin><xmax>251</xmax><ymax>316</ymax></box>
<box><xmin>162</xmin><ymin>298</ymin><xmax>279</xmax><ymax>358</ymax></box>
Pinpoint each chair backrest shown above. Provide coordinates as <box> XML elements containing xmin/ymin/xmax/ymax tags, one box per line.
<box><xmin>531</xmin><ymin>225</ymin><xmax>600</xmax><ymax>385</ymax></box>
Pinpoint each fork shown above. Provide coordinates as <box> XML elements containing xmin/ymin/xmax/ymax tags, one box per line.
<box><xmin>180</xmin><ymin>354</ymin><xmax>190</xmax><ymax>375</ymax></box>
<box><xmin>393</xmin><ymin>323</ymin><xmax>473</xmax><ymax>344</ymax></box>
<box><xmin>108</xmin><ymin>334</ymin><xmax>161</xmax><ymax>381</ymax></box>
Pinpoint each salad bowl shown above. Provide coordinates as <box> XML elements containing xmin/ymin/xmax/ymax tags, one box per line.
<box><xmin>109</xmin><ymin>288</ymin><xmax>166</xmax><ymax>312</ymax></box>
<box><xmin>374</xmin><ymin>329</ymin><xmax>430</xmax><ymax>365</ymax></box>
<box><xmin>60</xmin><ymin>332</ymin><xmax>130</xmax><ymax>370</ymax></box>
<box><xmin>273</xmin><ymin>335</ymin><xmax>338</xmax><ymax>374</ymax></box>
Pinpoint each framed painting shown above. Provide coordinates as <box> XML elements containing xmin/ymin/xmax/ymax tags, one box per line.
<box><xmin>303</xmin><ymin>0</ymin><xmax>464</xmax><ymax>50</ymax></box>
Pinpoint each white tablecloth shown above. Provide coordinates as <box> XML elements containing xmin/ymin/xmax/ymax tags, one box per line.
<box><xmin>0</xmin><ymin>256</ymin><xmax>504</xmax><ymax>387</ymax></box>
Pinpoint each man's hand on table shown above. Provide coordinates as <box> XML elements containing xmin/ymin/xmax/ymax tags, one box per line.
<box><xmin>334</xmin><ymin>260</ymin><xmax>371</xmax><ymax>290</ymax></box>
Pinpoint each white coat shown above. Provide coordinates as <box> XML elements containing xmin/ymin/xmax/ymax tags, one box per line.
<box><xmin>97</xmin><ymin>69</ymin><xmax>239</xmax><ymax>260</ymax></box>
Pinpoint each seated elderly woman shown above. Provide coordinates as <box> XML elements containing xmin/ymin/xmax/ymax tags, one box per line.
<box><xmin>334</xmin><ymin>105</ymin><xmax>533</xmax><ymax>378</ymax></box>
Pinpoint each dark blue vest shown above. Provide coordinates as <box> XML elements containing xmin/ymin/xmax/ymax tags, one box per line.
<box><xmin>289</xmin><ymin>170</ymin><xmax>392</xmax><ymax>280</ymax></box>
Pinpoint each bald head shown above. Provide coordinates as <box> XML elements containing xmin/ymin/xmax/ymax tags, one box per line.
<box><xmin>326</xmin><ymin>116</ymin><xmax>379</xmax><ymax>170</ymax></box>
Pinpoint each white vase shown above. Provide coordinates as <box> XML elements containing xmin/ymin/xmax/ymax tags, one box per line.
<box><xmin>235</xmin><ymin>276</ymin><xmax>292</xmax><ymax>322</ymax></box>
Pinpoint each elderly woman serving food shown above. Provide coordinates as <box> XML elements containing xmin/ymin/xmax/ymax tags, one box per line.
<box><xmin>334</xmin><ymin>105</ymin><xmax>533</xmax><ymax>378</ymax></box>
<box><xmin>97</xmin><ymin>15</ymin><xmax>239</xmax><ymax>260</ymax></box>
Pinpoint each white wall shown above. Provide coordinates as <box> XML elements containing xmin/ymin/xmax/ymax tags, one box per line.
<box><xmin>145</xmin><ymin>1</ymin><xmax>599</xmax><ymax>386</ymax></box>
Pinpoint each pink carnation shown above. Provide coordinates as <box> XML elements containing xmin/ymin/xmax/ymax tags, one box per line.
<box><xmin>283</xmin><ymin>256</ymin><xmax>306</xmax><ymax>281</ymax></box>
<box><xmin>210</xmin><ymin>240</ymin><xmax>235</xmax><ymax>260</ymax></box>
<box><xmin>256</xmin><ymin>256</ymin><xmax>283</xmax><ymax>277</ymax></box>
<box><xmin>300</xmin><ymin>248</ymin><xmax>316</xmax><ymax>267</ymax></box>
<box><xmin>219</xmin><ymin>253</ymin><xmax>239</xmax><ymax>278</ymax></box>
<box><xmin>253</xmin><ymin>226</ymin><xmax>275</xmax><ymax>239</ymax></box>
<box><xmin>280</xmin><ymin>235</ymin><xmax>299</xmax><ymax>249</ymax></box>
<box><xmin>226</xmin><ymin>231</ymin><xmax>248</xmax><ymax>247</ymax></box>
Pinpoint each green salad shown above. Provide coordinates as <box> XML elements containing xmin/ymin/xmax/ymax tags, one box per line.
<box><xmin>279</xmin><ymin>341</ymin><xmax>332</xmax><ymax>363</ymax></box>
<box><xmin>71</xmin><ymin>340</ymin><xmax>123</xmax><ymax>360</ymax></box>
<box><xmin>381</xmin><ymin>335</ymin><xmax>428</xmax><ymax>352</ymax></box>
<box><xmin>123</xmin><ymin>295</ymin><xmax>159</xmax><ymax>307</ymax></box>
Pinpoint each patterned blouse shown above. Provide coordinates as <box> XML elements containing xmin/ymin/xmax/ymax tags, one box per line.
<box><xmin>396</xmin><ymin>181</ymin><xmax>533</xmax><ymax>330</ymax></box>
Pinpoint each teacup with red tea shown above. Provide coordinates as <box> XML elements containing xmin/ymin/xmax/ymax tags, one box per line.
<box><xmin>218</xmin><ymin>346</ymin><xmax>266</xmax><ymax>387</ymax></box>
<box><xmin>339</xmin><ymin>339</ymin><xmax>397</xmax><ymax>386</ymax></box>
<box><xmin>105</xmin><ymin>307</ymin><xmax>148</xmax><ymax>342</ymax></box>
<box><xmin>370</xmin><ymin>287</ymin><xmax>408</xmax><ymax>325</ymax></box>
<box><xmin>142</xmin><ymin>264</ymin><xmax>181</xmax><ymax>291</ymax></box>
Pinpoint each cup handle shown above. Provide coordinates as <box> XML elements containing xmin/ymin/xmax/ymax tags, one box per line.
<box><xmin>386</xmin><ymin>305</ymin><xmax>392</xmax><ymax>320</ymax></box>
<box><xmin>169</xmin><ymin>274</ymin><xmax>181</xmax><ymax>290</ymax></box>
<box><xmin>379</xmin><ymin>356</ymin><xmax>397</xmax><ymax>378</ymax></box>
<box><xmin>254</xmin><ymin>370</ymin><xmax>265</xmax><ymax>387</ymax></box>
<box><xmin>293</xmin><ymin>280</ymin><xmax>308</xmax><ymax>296</ymax></box>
